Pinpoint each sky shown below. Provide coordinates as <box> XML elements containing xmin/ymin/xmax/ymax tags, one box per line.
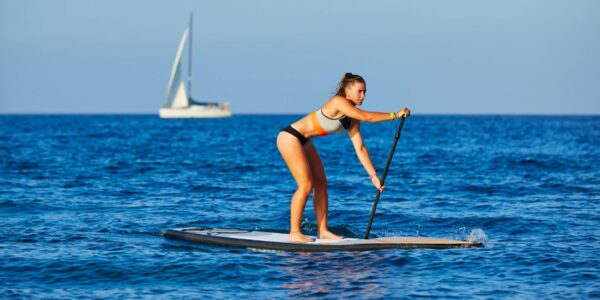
<box><xmin>0</xmin><ymin>0</ymin><xmax>599</xmax><ymax>114</ymax></box>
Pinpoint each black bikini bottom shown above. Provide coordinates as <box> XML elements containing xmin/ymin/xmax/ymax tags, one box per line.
<box><xmin>281</xmin><ymin>125</ymin><xmax>308</xmax><ymax>145</ymax></box>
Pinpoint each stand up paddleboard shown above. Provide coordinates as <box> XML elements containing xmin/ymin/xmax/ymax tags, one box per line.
<box><xmin>164</xmin><ymin>118</ymin><xmax>485</xmax><ymax>252</ymax></box>
<box><xmin>163</xmin><ymin>228</ymin><xmax>483</xmax><ymax>252</ymax></box>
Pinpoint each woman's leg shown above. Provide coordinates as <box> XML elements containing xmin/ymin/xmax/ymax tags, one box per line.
<box><xmin>304</xmin><ymin>141</ymin><xmax>343</xmax><ymax>240</ymax></box>
<box><xmin>277</xmin><ymin>131</ymin><xmax>314</xmax><ymax>242</ymax></box>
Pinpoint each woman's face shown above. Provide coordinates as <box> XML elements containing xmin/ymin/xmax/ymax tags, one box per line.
<box><xmin>345</xmin><ymin>82</ymin><xmax>366</xmax><ymax>106</ymax></box>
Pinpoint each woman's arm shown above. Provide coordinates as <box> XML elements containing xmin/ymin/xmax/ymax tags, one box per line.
<box><xmin>332</xmin><ymin>96</ymin><xmax>410</xmax><ymax>123</ymax></box>
<box><xmin>347</xmin><ymin>121</ymin><xmax>384</xmax><ymax>190</ymax></box>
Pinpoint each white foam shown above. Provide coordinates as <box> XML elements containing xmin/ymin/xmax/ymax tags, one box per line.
<box><xmin>467</xmin><ymin>228</ymin><xmax>489</xmax><ymax>245</ymax></box>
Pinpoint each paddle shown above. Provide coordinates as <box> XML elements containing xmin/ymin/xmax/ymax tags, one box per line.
<box><xmin>364</xmin><ymin>116</ymin><xmax>406</xmax><ymax>239</ymax></box>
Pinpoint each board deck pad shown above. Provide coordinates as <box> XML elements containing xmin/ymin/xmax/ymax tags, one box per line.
<box><xmin>163</xmin><ymin>228</ymin><xmax>484</xmax><ymax>252</ymax></box>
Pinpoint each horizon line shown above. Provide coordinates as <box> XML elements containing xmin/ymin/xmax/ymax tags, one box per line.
<box><xmin>1</xmin><ymin>112</ymin><xmax>599</xmax><ymax>117</ymax></box>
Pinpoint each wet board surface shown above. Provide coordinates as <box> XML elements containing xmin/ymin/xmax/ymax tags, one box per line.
<box><xmin>163</xmin><ymin>228</ymin><xmax>484</xmax><ymax>252</ymax></box>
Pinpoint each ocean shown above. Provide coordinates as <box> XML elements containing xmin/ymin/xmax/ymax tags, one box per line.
<box><xmin>1</xmin><ymin>115</ymin><xmax>599</xmax><ymax>298</ymax></box>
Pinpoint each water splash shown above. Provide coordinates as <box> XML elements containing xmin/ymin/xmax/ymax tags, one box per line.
<box><xmin>467</xmin><ymin>228</ymin><xmax>489</xmax><ymax>245</ymax></box>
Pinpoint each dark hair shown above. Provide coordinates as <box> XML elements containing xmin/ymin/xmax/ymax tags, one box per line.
<box><xmin>335</xmin><ymin>72</ymin><xmax>366</xmax><ymax>97</ymax></box>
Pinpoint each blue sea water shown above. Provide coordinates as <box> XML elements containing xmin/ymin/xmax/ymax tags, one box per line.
<box><xmin>1</xmin><ymin>115</ymin><xmax>599</xmax><ymax>299</ymax></box>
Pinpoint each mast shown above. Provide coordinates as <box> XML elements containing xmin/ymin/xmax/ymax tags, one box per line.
<box><xmin>188</xmin><ymin>12</ymin><xmax>193</xmax><ymax>98</ymax></box>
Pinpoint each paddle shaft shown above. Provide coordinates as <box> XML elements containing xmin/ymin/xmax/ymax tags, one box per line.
<box><xmin>364</xmin><ymin>116</ymin><xmax>406</xmax><ymax>239</ymax></box>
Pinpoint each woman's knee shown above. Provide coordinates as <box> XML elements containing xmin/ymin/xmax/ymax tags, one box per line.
<box><xmin>312</xmin><ymin>176</ymin><xmax>327</xmax><ymax>193</ymax></box>
<box><xmin>296</xmin><ymin>181</ymin><xmax>313</xmax><ymax>196</ymax></box>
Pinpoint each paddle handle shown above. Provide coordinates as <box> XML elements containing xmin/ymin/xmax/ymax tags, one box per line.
<box><xmin>364</xmin><ymin>117</ymin><xmax>406</xmax><ymax>239</ymax></box>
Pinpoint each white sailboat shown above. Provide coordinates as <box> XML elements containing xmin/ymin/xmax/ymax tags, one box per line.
<box><xmin>159</xmin><ymin>13</ymin><xmax>231</xmax><ymax>118</ymax></box>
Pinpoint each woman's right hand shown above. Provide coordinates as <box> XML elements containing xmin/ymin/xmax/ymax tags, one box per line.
<box><xmin>371</xmin><ymin>176</ymin><xmax>385</xmax><ymax>192</ymax></box>
<box><xmin>397</xmin><ymin>107</ymin><xmax>411</xmax><ymax>118</ymax></box>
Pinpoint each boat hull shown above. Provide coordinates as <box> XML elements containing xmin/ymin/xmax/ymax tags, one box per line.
<box><xmin>159</xmin><ymin>105</ymin><xmax>232</xmax><ymax>118</ymax></box>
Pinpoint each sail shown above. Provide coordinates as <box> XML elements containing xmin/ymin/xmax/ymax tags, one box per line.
<box><xmin>164</xmin><ymin>28</ymin><xmax>190</xmax><ymax>108</ymax></box>
<box><xmin>158</xmin><ymin>13</ymin><xmax>232</xmax><ymax>118</ymax></box>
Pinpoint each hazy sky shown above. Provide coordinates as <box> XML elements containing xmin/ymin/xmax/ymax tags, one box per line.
<box><xmin>1</xmin><ymin>0</ymin><xmax>599</xmax><ymax>114</ymax></box>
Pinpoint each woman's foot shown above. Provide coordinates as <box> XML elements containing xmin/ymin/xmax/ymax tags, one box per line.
<box><xmin>318</xmin><ymin>229</ymin><xmax>343</xmax><ymax>240</ymax></box>
<box><xmin>289</xmin><ymin>231</ymin><xmax>314</xmax><ymax>243</ymax></box>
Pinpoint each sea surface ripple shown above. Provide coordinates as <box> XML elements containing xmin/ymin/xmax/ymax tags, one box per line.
<box><xmin>1</xmin><ymin>115</ymin><xmax>599</xmax><ymax>298</ymax></box>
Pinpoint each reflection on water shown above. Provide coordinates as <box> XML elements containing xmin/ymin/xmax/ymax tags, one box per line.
<box><xmin>278</xmin><ymin>251</ymin><xmax>409</xmax><ymax>298</ymax></box>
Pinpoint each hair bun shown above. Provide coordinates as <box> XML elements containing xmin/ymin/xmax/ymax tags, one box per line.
<box><xmin>335</xmin><ymin>72</ymin><xmax>365</xmax><ymax>97</ymax></box>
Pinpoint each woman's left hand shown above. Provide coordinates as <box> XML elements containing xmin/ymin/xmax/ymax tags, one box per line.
<box><xmin>371</xmin><ymin>176</ymin><xmax>385</xmax><ymax>192</ymax></box>
<box><xmin>397</xmin><ymin>107</ymin><xmax>411</xmax><ymax>118</ymax></box>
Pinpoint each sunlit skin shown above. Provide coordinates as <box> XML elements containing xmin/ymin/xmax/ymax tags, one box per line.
<box><xmin>277</xmin><ymin>81</ymin><xmax>410</xmax><ymax>243</ymax></box>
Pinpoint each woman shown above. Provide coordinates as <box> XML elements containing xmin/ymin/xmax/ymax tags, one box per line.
<box><xmin>277</xmin><ymin>73</ymin><xmax>411</xmax><ymax>243</ymax></box>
